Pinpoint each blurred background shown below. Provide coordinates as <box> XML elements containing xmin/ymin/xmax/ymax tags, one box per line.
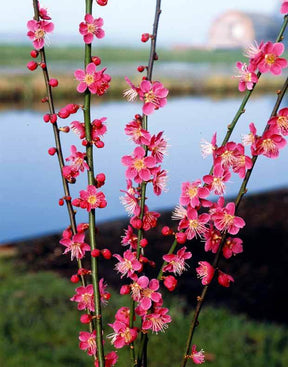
<box><xmin>1</xmin><ymin>1</ymin><xmax>288</xmax><ymax>366</ymax></box>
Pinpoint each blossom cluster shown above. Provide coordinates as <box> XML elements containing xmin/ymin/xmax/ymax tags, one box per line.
<box><xmin>234</xmin><ymin>41</ymin><xmax>287</xmax><ymax>92</ymax></box>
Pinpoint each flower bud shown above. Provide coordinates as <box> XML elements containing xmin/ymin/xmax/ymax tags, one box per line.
<box><xmin>92</xmin><ymin>56</ymin><xmax>101</xmax><ymax>65</ymax></box>
<box><xmin>49</xmin><ymin>78</ymin><xmax>58</xmax><ymax>87</ymax></box>
<box><xmin>50</xmin><ymin>114</ymin><xmax>57</xmax><ymax>123</ymax></box>
<box><xmin>101</xmin><ymin>248</ymin><xmax>112</xmax><ymax>259</ymax></box>
<box><xmin>30</xmin><ymin>50</ymin><xmax>39</xmax><ymax>58</ymax></box>
<box><xmin>43</xmin><ymin>114</ymin><xmax>50</xmax><ymax>123</ymax></box>
<box><xmin>175</xmin><ymin>232</ymin><xmax>187</xmax><ymax>244</ymax></box>
<box><xmin>140</xmin><ymin>238</ymin><xmax>148</xmax><ymax>248</ymax></box>
<box><xmin>48</xmin><ymin>147</ymin><xmax>57</xmax><ymax>156</ymax></box>
<box><xmin>27</xmin><ymin>61</ymin><xmax>38</xmax><ymax>71</ymax></box>
<box><xmin>96</xmin><ymin>0</ymin><xmax>108</xmax><ymax>5</ymax></box>
<box><xmin>120</xmin><ymin>285</ymin><xmax>130</xmax><ymax>295</ymax></box>
<box><xmin>161</xmin><ymin>226</ymin><xmax>173</xmax><ymax>236</ymax></box>
<box><xmin>137</xmin><ymin>65</ymin><xmax>145</xmax><ymax>72</ymax></box>
<box><xmin>39</xmin><ymin>62</ymin><xmax>46</xmax><ymax>69</ymax></box>
<box><xmin>163</xmin><ymin>275</ymin><xmax>177</xmax><ymax>291</ymax></box>
<box><xmin>80</xmin><ymin>314</ymin><xmax>92</xmax><ymax>324</ymax></box>
<box><xmin>58</xmin><ymin>198</ymin><xmax>64</xmax><ymax>206</ymax></box>
<box><xmin>141</xmin><ymin>33</ymin><xmax>150</xmax><ymax>42</ymax></box>
<box><xmin>91</xmin><ymin>249</ymin><xmax>101</xmax><ymax>257</ymax></box>
<box><xmin>70</xmin><ymin>274</ymin><xmax>80</xmax><ymax>283</ymax></box>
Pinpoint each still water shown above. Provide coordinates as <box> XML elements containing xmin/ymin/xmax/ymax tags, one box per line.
<box><xmin>1</xmin><ymin>94</ymin><xmax>287</xmax><ymax>242</ymax></box>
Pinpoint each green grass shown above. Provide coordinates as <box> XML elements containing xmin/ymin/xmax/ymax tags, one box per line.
<box><xmin>1</xmin><ymin>257</ymin><xmax>288</xmax><ymax>366</ymax></box>
<box><xmin>0</xmin><ymin>44</ymin><xmax>247</xmax><ymax>66</ymax></box>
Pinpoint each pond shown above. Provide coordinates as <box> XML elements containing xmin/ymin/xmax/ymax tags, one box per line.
<box><xmin>1</xmin><ymin>94</ymin><xmax>287</xmax><ymax>242</ymax></box>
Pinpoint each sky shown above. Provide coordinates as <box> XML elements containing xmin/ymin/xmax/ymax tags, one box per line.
<box><xmin>0</xmin><ymin>0</ymin><xmax>281</xmax><ymax>47</ymax></box>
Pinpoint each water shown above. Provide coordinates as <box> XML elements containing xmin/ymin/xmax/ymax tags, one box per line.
<box><xmin>1</xmin><ymin>94</ymin><xmax>287</xmax><ymax>243</ymax></box>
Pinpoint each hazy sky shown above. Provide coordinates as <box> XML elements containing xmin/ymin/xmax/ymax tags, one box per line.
<box><xmin>1</xmin><ymin>0</ymin><xmax>281</xmax><ymax>46</ymax></box>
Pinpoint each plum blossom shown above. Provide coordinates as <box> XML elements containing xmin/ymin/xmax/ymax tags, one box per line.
<box><xmin>178</xmin><ymin>207</ymin><xmax>210</xmax><ymax>240</ymax></box>
<box><xmin>79</xmin><ymin>330</ymin><xmax>97</xmax><ymax>356</ymax></box>
<box><xmin>70</xmin><ymin>284</ymin><xmax>95</xmax><ymax>311</ymax></box>
<box><xmin>60</xmin><ymin>231</ymin><xmax>90</xmax><ymax>260</ymax></box>
<box><xmin>180</xmin><ymin>180</ymin><xmax>210</xmax><ymax>208</ymax></box>
<box><xmin>268</xmin><ymin>108</ymin><xmax>288</xmax><ymax>136</ymax></box>
<box><xmin>65</xmin><ymin>145</ymin><xmax>89</xmax><ymax>173</ymax></box>
<box><xmin>114</xmin><ymin>249</ymin><xmax>142</xmax><ymax>278</ymax></box>
<box><xmin>257</xmin><ymin>42</ymin><xmax>287</xmax><ymax>75</ymax></box>
<box><xmin>189</xmin><ymin>345</ymin><xmax>205</xmax><ymax>364</ymax></box>
<box><xmin>139</xmin><ymin>80</ymin><xmax>169</xmax><ymax>115</ymax></box>
<box><xmin>108</xmin><ymin>321</ymin><xmax>138</xmax><ymax>348</ymax></box>
<box><xmin>142</xmin><ymin>307</ymin><xmax>171</xmax><ymax>333</ymax></box>
<box><xmin>218</xmin><ymin>270</ymin><xmax>234</xmax><ymax>287</ymax></box>
<box><xmin>281</xmin><ymin>1</ymin><xmax>288</xmax><ymax>14</ymax></box>
<box><xmin>222</xmin><ymin>237</ymin><xmax>243</xmax><ymax>259</ymax></box>
<box><xmin>163</xmin><ymin>247</ymin><xmax>192</xmax><ymax>276</ymax></box>
<box><xmin>72</xmin><ymin>185</ymin><xmax>107</xmax><ymax>212</ymax></box>
<box><xmin>203</xmin><ymin>164</ymin><xmax>231</xmax><ymax>196</ymax></box>
<box><xmin>234</xmin><ymin>61</ymin><xmax>258</xmax><ymax>91</ymax></box>
<box><xmin>27</xmin><ymin>19</ymin><xmax>54</xmax><ymax>50</ymax></box>
<box><xmin>121</xmin><ymin>146</ymin><xmax>156</xmax><ymax>183</ymax></box>
<box><xmin>211</xmin><ymin>202</ymin><xmax>245</xmax><ymax>235</ymax></box>
<box><xmin>196</xmin><ymin>261</ymin><xmax>215</xmax><ymax>285</ymax></box>
<box><xmin>79</xmin><ymin>14</ymin><xmax>105</xmax><ymax>44</ymax></box>
<box><xmin>74</xmin><ymin>63</ymin><xmax>111</xmax><ymax>95</ymax></box>
<box><xmin>254</xmin><ymin>126</ymin><xmax>286</xmax><ymax>158</ymax></box>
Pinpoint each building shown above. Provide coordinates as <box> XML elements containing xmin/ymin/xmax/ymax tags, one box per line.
<box><xmin>208</xmin><ymin>10</ymin><xmax>280</xmax><ymax>49</ymax></box>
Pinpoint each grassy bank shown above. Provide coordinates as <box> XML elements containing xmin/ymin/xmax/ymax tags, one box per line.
<box><xmin>3</xmin><ymin>44</ymin><xmax>286</xmax><ymax>104</ymax></box>
<box><xmin>1</xmin><ymin>255</ymin><xmax>288</xmax><ymax>367</ymax></box>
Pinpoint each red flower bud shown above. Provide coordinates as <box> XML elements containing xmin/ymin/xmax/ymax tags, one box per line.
<box><xmin>140</xmin><ymin>238</ymin><xmax>148</xmax><ymax>248</ymax></box>
<box><xmin>96</xmin><ymin>0</ymin><xmax>108</xmax><ymax>5</ymax></box>
<box><xmin>48</xmin><ymin>147</ymin><xmax>57</xmax><ymax>156</ymax></box>
<box><xmin>91</xmin><ymin>56</ymin><xmax>101</xmax><ymax>65</ymax></box>
<box><xmin>175</xmin><ymin>232</ymin><xmax>187</xmax><ymax>244</ymax></box>
<box><xmin>43</xmin><ymin>114</ymin><xmax>50</xmax><ymax>123</ymax></box>
<box><xmin>95</xmin><ymin>140</ymin><xmax>104</xmax><ymax>148</ymax></box>
<box><xmin>141</xmin><ymin>33</ymin><xmax>150</xmax><ymax>42</ymax></box>
<box><xmin>58</xmin><ymin>198</ymin><xmax>64</xmax><ymax>206</ymax></box>
<box><xmin>80</xmin><ymin>314</ymin><xmax>92</xmax><ymax>324</ymax></box>
<box><xmin>120</xmin><ymin>285</ymin><xmax>130</xmax><ymax>295</ymax></box>
<box><xmin>161</xmin><ymin>226</ymin><xmax>173</xmax><ymax>236</ymax></box>
<box><xmin>30</xmin><ymin>50</ymin><xmax>39</xmax><ymax>58</ymax></box>
<box><xmin>27</xmin><ymin>61</ymin><xmax>38</xmax><ymax>71</ymax></box>
<box><xmin>70</xmin><ymin>274</ymin><xmax>80</xmax><ymax>283</ymax></box>
<box><xmin>59</xmin><ymin>126</ymin><xmax>70</xmax><ymax>133</ymax></box>
<box><xmin>65</xmin><ymin>103</ymin><xmax>79</xmax><ymax>114</ymax></box>
<box><xmin>58</xmin><ymin>108</ymin><xmax>70</xmax><ymax>119</ymax></box>
<box><xmin>101</xmin><ymin>248</ymin><xmax>112</xmax><ymax>260</ymax></box>
<box><xmin>78</xmin><ymin>268</ymin><xmax>91</xmax><ymax>276</ymax></box>
<box><xmin>49</xmin><ymin>78</ymin><xmax>58</xmax><ymax>87</ymax></box>
<box><xmin>91</xmin><ymin>249</ymin><xmax>101</xmax><ymax>257</ymax></box>
<box><xmin>50</xmin><ymin>114</ymin><xmax>57</xmax><ymax>123</ymax></box>
<box><xmin>137</xmin><ymin>65</ymin><xmax>145</xmax><ymax>72</ymax></box>
<box><xmin>164</xmin><ymin>275</ymin><xmax>177</xmax><ymax>291</ymax></box>
<box><xmin>39</xmin><ymin>62</ymin><xmax>46</xmax><ymax>69</ymax></box>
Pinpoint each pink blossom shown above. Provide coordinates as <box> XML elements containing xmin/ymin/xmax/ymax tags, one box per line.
<box><xmin>142</xmin><ymin>207</ymin><xmax>160</xmax><ymax>231</ymax></box>
<box><xmin>74</xmin><ymin>63</ymin><xmax>111</xmax><ymax>95</ymax></box>
<box><xmin>152</xmin><ymin>167</ymin><xmax>168</xmax><ymax>196</ymax></box>
<box><xmin>92</xmin><ymin>117</ymin><xmax>107</xmax><ymax>141</ymax></box>
<box><xmin>94</xmin><ymin>351</ymin><xmax>118</xmax><ymax>367</ymax></box>
<box><xmin>257</xmin><ymin>42</ymin><xmax>287</xmax><ymax>75</ymax></box>
<box><xmin>200</xmin><ymin>132</ymin><xmax>217</xmax><ymax>158</ymax></box>
<box><xmin>214</xmin><ymin>142</ymin><xmax>241</xmax><ymax>169</ymax></box>
<box><xmin>163</xmin><ymin>275</ymin><xmax>178</xmax><ymax>291</ymax></box>
<box><xmin>79</xmin><ymin>14</ymin><xmax>105</xmax><ymax>44</ymax></box>
<box><xmin>223</xmin><ymin>237</ymin><xmax>243</xmax><ymax>259</ymax></box>
<box><xmin>189</xmin><ymin>345</ymin><xmax>205</xmax><ymax>364</ymax></box>
<box><xmin>27</xmin><ymin>19</ymin><xmax>54</xmax><ymax>50</ymax></box>
<box><xmin>108</xmin><ymin>321</ymin><xmax>138</xmax><ymax>348</ymax></box>
<box><xmin>65</xmin><ymin>145</ymin><xmax>89</xmax><ymax>172</ymax></box>
<box><xmin>196</xmin><ymin>261</ymin><xmax>215</xmax><ymax>285</ymax></box>
<box><xmin>59</xmin><ymin>232</ymin><xmax>90</xmax><ymax>260</ymax></box>
<box><xmin>120</xmin><ymin>181</ymin><xmax>140</xmax><ymax>217</ymax></box>
<box><xmin>121</xmin><ymin>225</ymin><xmax>138</xmax><ymax>249</ymax></box>
<box><xmin>178</xmin><ymin>207</ymin><xmax>210</xmax><ymax>240</ymax></box>
<box><xmin>163</xmin><ymin>246</ymin><xmax>192</xmax><ymax>276</ymax></box>
<box><xmin>231</xmin><ymin>145</ymin><xmax>253</xmax><ymax>179</ymax></box>
<box><xmin>124</xmin><ymin>118</ymin><xmax>151</xmax><ymax>145</ymax></box>
<box><xmin>281</xmin><ymin>1</ymin><xmax>288</xmax><ymax>14</ymax></box>
<box><xmin>121</xmin><ymin>146</ymin><xmax>156</xmax><ymax>183</ymax></box>
<box><xmin>79</xmin><ymin>330</ymin><xmax>97</xmax><ymax>356</ymax></box>
<box><xmin>71</xmin><ymin>121</ymin><xmax>86</xmax><ymax>139</ymax></box>
<box><xmin>180</xmin><ymin>180</ymin><xmax>210</xmax><ymax>208</ymax></box>
<box><xmin>114</xmin><ymin>249</ymin><xmax>142</xmax><ymax>278</ymax></box>
<box><xmin>38</xmin><ymin>3</ymin><xmax>51</xmax><ymax>20</ymax></box>
<box><xmin>131</xmin><ymin>276</ymin><xmax>162</xmax><ymax>310</ymax></box>
<box><xmin>203</xmin><ymin>226</ymin><xmax>222</xmax><ymax>253</ymax></box>
<box><xmin>142</xmin><ymin>307</ymin><xmax>171</xmax><ymax>333</ymax></box>
<box><xmin>139</xmin><ymin>80</ymin><xmax>169</xmax><ymax>115</ymax></box>
<box><xmin>211</xmin><ymin>202</ymin><xmax>245</xmax><ymax>235</ymax></box>
<box><xmin>203</xmin><ymin>164</ymin><xmax>230</xmax><ymax>196</ymax></box>
<box><xmin>115</xmin><ymin>307</ymin><xmax>131</xmax><ymax>324</ymax></box>
<box><xmin>72</xmin><ymin>185</ymin><xmax>106</xmax><ymax>212</ymax></box>
<box><xmin>218</xmin><ymin>270</ymin><xmax>234</xmax><ymax>287</ymax></box>
<box><xmin>268</xmin><ymin>108</ymin><xmax>288</xmax><ymax>136</ymax></box>
<box><xmin>254</xmin><ymin>126</ymin><xmax>286</xmax><ymax>158</ymax></box>
<box><xmin>70</xmin><ymin>284</ymin><xmax>95</xmax><ymax>311</ymax></box>
<box><xmin>148</xmin><ymin>131</ymin><xmax>168</xmax><ymax>163</ymax></box>
<box><xmin>234</xmin><ymin>61</ymin><xmax>258</xmax><ymax>91</ymax></box>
